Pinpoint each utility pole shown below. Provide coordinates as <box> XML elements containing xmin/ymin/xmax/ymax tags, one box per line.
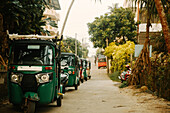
<box><xmin>75</xmin><ymin>33</ymin><xmax>77</xmax><ymax>55</ymax></box>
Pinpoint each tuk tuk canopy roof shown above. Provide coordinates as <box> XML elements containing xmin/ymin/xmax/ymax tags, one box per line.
<box><xmin>61</xmin><ymin>52</ymin><xmax>75</xmax><ymax>56</ymax></box>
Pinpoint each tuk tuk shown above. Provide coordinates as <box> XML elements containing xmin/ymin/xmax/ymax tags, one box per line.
<box><xmin>61</xmin><ymin>52</ymin><xmax>80</xmax><ymax>90</ymax></box>
<box><xmin>79</xmin><ymin>59</ymin><xmax>84</xmax><ymax>83</ymax></box>
<box><xmin>80</xmin><ymin>58</ymin><xmax>88</xmax><ymax>81</ymax></box>
<box><xmin>86</xmin><ymin>60</ymin><xmax>91</xmax><ymax>79</ymax></box>
<box><xmin>98</xmin><ymin>55</ymin><xmax>107</xmax><ymax>69</ymax></box>
<box><xmin>60</xmin><ymin>73</ymin><xmax>69</xmax><ymax>94</ymax></box>
<box><xmin>7</xmin><ymin>34</ymin><xmax>63</xmax><ymax>113</ymax></box>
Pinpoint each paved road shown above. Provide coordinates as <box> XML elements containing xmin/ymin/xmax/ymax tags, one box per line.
<box><xmin>0</xmin><ymin>60</ymin><xmax>169</xmax><ymax>113</ymax></box>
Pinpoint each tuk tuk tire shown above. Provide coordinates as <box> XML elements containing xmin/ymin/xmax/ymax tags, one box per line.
<box><xmin>88</xmin><ymin>76</ymin><xmax>91</xmax><ymax>79</ymax></box>
<box><xmin>75</xmin><ymin>84</ymin><xmax>78</xmax><ymax>90</ymax></box>
<box><xmin>85</xmin><ymin>77</ymin><xmax>87</xmax><ymax>81</ymax></box>
<box><xmin>80</xmin><ymin>79</ymin><xmax>84</xmax><ymax>83</ymax></box>
<box><xmin>78</xmin><ymin>79</ymin><xmax>80</xmax><ymax>86</ymax></box>
<box><xmin>13</xmin><ymin>104</ymin><xmax>21</xmax><ymax>111</ymax></box>
<box><xmin>24</xmin><ymin>100</ymin><xmax>36</xmax><ymax>113</ymax></box>
<box><xmin>57</xmin><ymin>96</ymin><xmax>62</xmax><ymax>107</ymax></box>
<box><xmin>62</xmin><ymin>85</ymin><xmax>66</xmax><ymax>94</ymax></box>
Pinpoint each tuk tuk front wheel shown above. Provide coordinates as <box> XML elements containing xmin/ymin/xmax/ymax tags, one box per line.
<box><xmin>57</xmin><ymin>96</ymin><xmax>62</xmax><ymax>107</ymax></box>
<box><xmin>24</xmin><ymin>100</ymin><xmax>36</xmax><ymax>113</ymax></box>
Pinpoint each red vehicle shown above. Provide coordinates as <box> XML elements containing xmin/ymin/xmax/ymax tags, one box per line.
<box><xmin>98</xmin><ymin>55</ymin><xmax>107</xmax><ymax>69</ymax></box>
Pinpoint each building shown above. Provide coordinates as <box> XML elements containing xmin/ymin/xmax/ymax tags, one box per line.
<box><xmin>42</xmin><ymin>0</ymin><xmax>61</xmax><ymax>36</ymax></box>
<box><xmin>42</xmin><ymin>8</ymin><xmax>60</xmax><ymax>36</ymax></box>
<box><xmin>123</xmin><ymin>1</ymin><xmax>162</xmax><ymax>44</ymax></box>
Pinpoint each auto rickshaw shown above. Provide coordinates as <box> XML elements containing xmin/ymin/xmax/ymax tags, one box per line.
<box><xmin>61</xmin><ymin>52</ymin><xmax>80</xmax><ymax>90</ymax></box>
<box><xmin>7</xmin><ymin>34</ymin><xmax>63</xmax><ymax>113</ymax></box>
<box><xmin>79</xmin><ymin>59</ymin><xmax>84</xmax><ymax>83</ymax></box>
<box><xmin>86</xmin><ymin>60</ymin><xmax>91</xmax><ymax>79</ymax></box>
<box><xmin>60</xmin><ymin>73</ymin><xmax>69</xmax><ymax>94</ymax></box>
<box><xmin>80</xmin><ymin>58</ymin><xmax>88</xmax><ymax>81</ymax></box>
<box><xmin>98</xmin><ymin>55</ymin><xmax>107</xmax><ymax>69</ymax></box>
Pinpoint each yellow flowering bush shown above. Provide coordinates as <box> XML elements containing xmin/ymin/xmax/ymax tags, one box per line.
<box><xmin>104</xmin><ymin>41</ymin><xmax>135</xmax><ymax>72</ymax></box>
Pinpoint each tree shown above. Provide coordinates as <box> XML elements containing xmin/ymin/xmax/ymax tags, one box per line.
<box><xmin>0</xmin><ymin>0</ymin><xmax>47</xmax><ymax>35</ymax></box>
<box><xmin>87</xmin><ymin>6</ymin><xmax>137</xmax><ymax>49</ymax></box>
<box><xmin>128</xmin><ymin>0</ymin><xmax>169</xmax><ymax>51</ymax></box>
<box><xmin>61</xmin><ymin>37</ymin><xmax>89</xmax><ymax>58</ymax></box>
<box><xmin>154</xmin><ymin>0</ymin><xmax>170</xmax><ymax>53</ymax></box>
<box><xmin>127</xmin><ymin>0</ymin><xmax>170</xmax><ymax>87</ymax></box>
<box><xmin>0</xmin><ymin>0</ymin><xmax>58</xmax><ymax>66</ymax></box>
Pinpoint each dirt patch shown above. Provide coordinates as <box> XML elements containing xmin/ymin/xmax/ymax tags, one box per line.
<box><xmin>120</xmin><ymin>86</ymin><xmax>170</xmax><ymax>113</ymax></box>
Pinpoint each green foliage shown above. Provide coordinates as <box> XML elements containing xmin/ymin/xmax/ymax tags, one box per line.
<box><xmin>149</xmin><ymin>55</ymin><xmax>170</xmax><ymax>100</ymax></box>
<box><xmin>108</xmin><ymin>71</ymin><xmax>121</xmax><ymax>82</ymax></box>
<box><xmin>96</xmin><ymin>48</ymin><xmax>104</xmax><ymax>56</ymax></box>
<box><xmin>0</xmin><ymin>0</ymin><xmax>58</xmax><ymax>35</ymax></box>
<box><xmin>0</xmin><ymin>0</ymin><xmax>45</xmax><ymax>34</ymax></box>
<box><xmin>150</xmin><ymin>32</ymin><xmax>168</xmax><ymax>55</ymax></box>
<box><xmin>119</xmin><ymin>81</ymin><xmax>128</xmax><ymax>88</ymax></box>
<box><xmin>61</xmin><ymin>37</ymin><xmax>89</xmax><ymax>58</ymax></box>
<box><xmin>87</xmin><ymin>7</ymin><xmax>137</xmax><ymax>48</ymax></box>
<box><xmin>104</xmin><ymin>41</ymin><xmax>135</xmax><ymax>71</ymax></box>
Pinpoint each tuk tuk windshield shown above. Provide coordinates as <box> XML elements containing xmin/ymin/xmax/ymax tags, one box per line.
<box><xmin>10</xmin><ymin>44</ymin><xmax>54</xmax><ymax>65</ymax></box>
<box><xmin>61</xmin><ymin>55</ymin><xmax>74</xmax><ymax>67</ymax></box>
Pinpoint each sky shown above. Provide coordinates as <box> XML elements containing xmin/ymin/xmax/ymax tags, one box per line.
<box><xmin>57</xmin><ymin>0</ymin><xmax>125</xmax><ymax>57</ymax></box>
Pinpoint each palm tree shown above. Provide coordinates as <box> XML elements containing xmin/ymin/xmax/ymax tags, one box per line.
<box><xmin>154</xmin><ymin>0</ymin><xmax>170</xmax><ymax>53</ymax></box>
<box><xmin>126</xmin><ymin>0</ymin><xmax>169</xmax><ymax>85</ymax></box>
<box><xmin>127</xmin><ymin>0</ymin><xmax>169</xmax><ymax>52</ymax></box>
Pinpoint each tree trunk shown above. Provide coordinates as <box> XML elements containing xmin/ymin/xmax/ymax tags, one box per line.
<box><xmin>128</xmin><ymin>2</ymin><xmax>151</xmax><ymax>86</ymax></box>
<box><xmin>154</xmin><ymin>0</ymin><xmax>170</xmax><ymax>53</ymax></box>
<box><xmin>0</xmin><ymin>13</ymin><xmax>8</xmax><ymax>67</ymax></box>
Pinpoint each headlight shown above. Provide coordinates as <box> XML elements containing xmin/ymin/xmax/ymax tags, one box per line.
<box><xmin>11</xmin><ymin>73</ymin><xmax>23</xmax><ymax>84</ymax></box>
<box><xmin>41</xmin><ymin>75</ymin><xmax>49</xmax><ymax>82</ymax></box>
<box><xmin>35</xmin><ymin>73</ymin><xmax>51</xmax><ymax>84</ymax></box>
<box><xmin>68</xmin><ymin>71</ymin><xmax>72</xmax><ymax>74</ymax></box>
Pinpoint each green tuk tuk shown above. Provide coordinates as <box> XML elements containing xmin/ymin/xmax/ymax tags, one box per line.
<box><xmin>61</xmin><ymin>52</ymin><xmax>80</xmax><ymax>90</ymax></box>
<box><xmin>86</xmin><ymin>60</ymin><xmax>91</xmax><ymax>79</ymax></box>
<box><xmin>7</xmin><ymin>34</ymin><xmax>63</xmax><ymax>113</ymax></box>
<box><xmin>80</xmin><ymin>58</ymin><xmax>88</xmax><ymax>81</ymax></box>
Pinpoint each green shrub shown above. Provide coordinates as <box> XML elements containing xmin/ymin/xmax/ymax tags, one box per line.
<box><xmin>108</xmin><ymin>71</ymin><xmax>121</xmax><ymax>82</ymax></box>
<box><xmin>119</xmin><ymin>81</ymin><xmax>128</xmax><ymax>88</ymax></box>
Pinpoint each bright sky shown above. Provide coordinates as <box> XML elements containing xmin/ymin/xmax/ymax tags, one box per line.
<box><xmin>57</xmin><ymin>0</ymin><xmax>125</xmax><ymax>57</ymax></box>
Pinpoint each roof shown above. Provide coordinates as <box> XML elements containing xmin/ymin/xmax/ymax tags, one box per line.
<box><xmin>11</xmin><ymin>39</ymin><xmax>56</xmax><ymax>47</ymax></box>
